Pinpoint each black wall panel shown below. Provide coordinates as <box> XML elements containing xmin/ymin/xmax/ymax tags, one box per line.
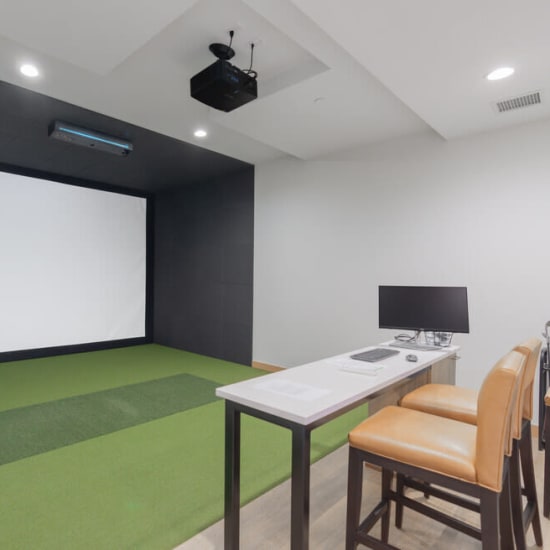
<box><xmin>0</xmin><ymin>81</ymin><xmax>251</xmax><ymax>194</ymax></box>
<box><xmin>0</xmin><ymin>81</ymin><xmax>255</xmax><ymax>363</ymax></box>
<box><xmin>153</xmin><ymin>168</ymin><xmax>254</xmax><ymax>365</ymax></box>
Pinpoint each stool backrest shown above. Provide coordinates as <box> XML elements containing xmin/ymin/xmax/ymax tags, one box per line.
<box><xmin>476</xmin><ymin>350</ymin><xmax>525</xmax><ymax>491</ymax></box>
<box><xmin>514</xmin><ymin>337</ymin><xmax>542</xmax><ymax>423</ymax></box>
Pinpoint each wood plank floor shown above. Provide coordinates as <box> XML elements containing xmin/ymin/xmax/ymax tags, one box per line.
<box><xmin>176</xmin><ymin>440</ymin><xmax>549</xmax><ymax>549</ymax></box>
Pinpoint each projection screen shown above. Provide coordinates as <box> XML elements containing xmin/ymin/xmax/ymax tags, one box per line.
<box><xmin>0</xmin><ymin>170</ymin><xmax>147</xmax><ymax>353</ymax></box>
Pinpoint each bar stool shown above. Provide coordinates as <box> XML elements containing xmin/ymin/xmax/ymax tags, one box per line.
<box><xmin>544</xmin><ymin>388</ymin><xmax>550</xmax><ymax>517</ymax></box>
<box><xmin>345</xmin><ymin>350</ymin><xmax>525</xmax><ymax>550</ymax></box>
<box><xmin>399</xmin><ymin>338</ymin><xmax>542</xmax><ymax>549</ymax></box>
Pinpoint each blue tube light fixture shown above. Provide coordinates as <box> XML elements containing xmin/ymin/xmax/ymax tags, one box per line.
<box><xmin>49</xmin><ymin>121</ymin><xmax>133</xmax><ymax>156</ymax></box>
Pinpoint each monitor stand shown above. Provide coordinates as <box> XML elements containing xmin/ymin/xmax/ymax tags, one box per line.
<box><xmin>393</xmin><ymin>330</ymin><xmax>421</xmax><ymax>345</ymax></box>
<box><xmin>389</xmin><ymin>330</ymin><xmax>453</xmax><ymax>351</ymax></box>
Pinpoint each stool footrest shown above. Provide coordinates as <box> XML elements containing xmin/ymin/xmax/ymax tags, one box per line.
<box><xmin>395</xmin><ymin>491</ymin><xmax>482</xmax><ymax>541</ymax></box>
<box><xmin>355</xmin><ymin>530</ymin><xmax>400</xmax><ymax>550</ymax></box>
<box><xmin>357</xmin><ymin>500</ymin><xmax>389</xmax><ymax>535</ymax></box>
<box><xmin>403</xmin><ymin>477</ymin><xmax>481</xmax><ymax>513</ymax></box>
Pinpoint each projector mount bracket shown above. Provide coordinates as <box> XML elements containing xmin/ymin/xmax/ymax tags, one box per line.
<box><xmin>209</xmin><ymin>30</ymin><xmax>235</xmax><ymax>60</ymax></box>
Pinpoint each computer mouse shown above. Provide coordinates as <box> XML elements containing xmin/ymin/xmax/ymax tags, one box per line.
<box><xmin>406</xmin><ymin>354</ymin><xmax>418</xmax><ymax>362</ymax></box>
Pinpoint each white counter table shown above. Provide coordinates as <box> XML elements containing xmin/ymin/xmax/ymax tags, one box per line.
<box><xmin>216</xmin><ymin>343</ymin><xmax>458</xmax><ymax>550</ymax></box>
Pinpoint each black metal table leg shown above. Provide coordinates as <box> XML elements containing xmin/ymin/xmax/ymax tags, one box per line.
<box><xmin>290</xmin><ymin>424</ymin><xmax>311</xmax><ymax>550</ymax></box>
<box><xmin>224</xmin><ymin>401</ymin><xmax>241</xmax><ymax>550</ymax></box>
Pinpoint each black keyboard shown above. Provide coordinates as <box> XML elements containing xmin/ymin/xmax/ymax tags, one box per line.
<box><xmin>350</xmin><ymin>348</ymin><xmax>400</xmax><ymax>363</ymax></box>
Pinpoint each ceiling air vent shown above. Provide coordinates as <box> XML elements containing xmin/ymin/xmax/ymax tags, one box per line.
<box><xmin>495</xmin><ymin>91</ymin><xmax>541</xmax><ymax>113</ymax></box>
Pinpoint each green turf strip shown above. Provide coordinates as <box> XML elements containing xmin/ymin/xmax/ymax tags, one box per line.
<box><xmin>0</xmin><ymin>344</ymin><xmax>262</xmax><ymax>412</ymax></box>
<box><xmin>0</xmin><ymin>373</ymin><xmax>219</xmax><ymax>466</ymax></box>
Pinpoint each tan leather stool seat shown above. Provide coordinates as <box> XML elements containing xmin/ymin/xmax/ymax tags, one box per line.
<box><xmin>349</xmin><ymin>405</ymin><xmax>477</xmax><ymax>483</ymax></box>
<box><xmin>397</xmin><ymin>338</ymin><xmax>543</xmax><ymax>550</ymax></box>
<box><xmin>345</xmin><ymin>349</ymin><xmax>525</xmax><ymax>550</ymax></box>
<box><xmin>400</xmin><ymin>384</ymin><xmax>477</xmax><ymax>424</ymax></box>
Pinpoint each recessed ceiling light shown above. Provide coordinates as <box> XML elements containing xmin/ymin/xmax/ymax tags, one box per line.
<box><xmin>194</xmin><ymin>129</ymin><xmax>207</xmax><ymax>138</ymax></box>
<box><xmin>20</xmin><ymin>63</ymin><xmax>40</xmax><ymax>78</ymax></box>
<box><xmin>486</xmin><ymin>67</ymin><xmax>515</xmax><ymax>81</ymax></box>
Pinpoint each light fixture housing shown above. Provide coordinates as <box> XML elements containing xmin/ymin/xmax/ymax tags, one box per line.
<box><xmin>48</xmin><ymin>121</ymin><xmax>133</xmax><ymax>156</ymax></box>
<box><xmin>487</xmin><ymin>67</ymin><xmax>515</xmax><ymax>81</ymax></box>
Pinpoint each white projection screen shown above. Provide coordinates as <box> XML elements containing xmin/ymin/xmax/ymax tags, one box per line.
<box><xmin>0</xmin><ymin>170</ymin><xmax>147</xmax><ymax>353</ymax></box>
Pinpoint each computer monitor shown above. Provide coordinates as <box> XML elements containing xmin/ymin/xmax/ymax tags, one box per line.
<box><xmin>378</xmin><ymin>286</ymin><xmax>469</xmax><ymax>334</ymax></box>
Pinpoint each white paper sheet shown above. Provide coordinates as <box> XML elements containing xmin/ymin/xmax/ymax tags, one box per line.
<box><xmin>255</xmin><ymin>379</ymin><xmax>331</xmax><ymax>401</ymax></box>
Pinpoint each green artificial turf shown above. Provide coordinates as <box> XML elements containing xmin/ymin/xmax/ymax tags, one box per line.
<box><xmin>0</xmin><ymin>344</ymin><xmax>263</xmax><ymax>413</ymax></box>
<box><xmin>0</xmin><ymin>373</ymin><xmax>219</xmax><ymax>466</ymax></box>
<box><xmin>0</xmin><ymin>345</ymin><xmax>368</xmax><ymax>549</ymax></box>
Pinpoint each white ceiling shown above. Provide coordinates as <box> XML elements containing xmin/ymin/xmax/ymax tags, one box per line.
<box><xmin>1</xmin><ymin>0</ymin><xmax>549</xmax><ymax>164</ymax></box>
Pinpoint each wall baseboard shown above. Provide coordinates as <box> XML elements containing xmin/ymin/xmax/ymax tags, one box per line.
<box><xmin>252</xmin><ymin>360</ymin><xmax>284</xmax><ymax>372</ymax></box>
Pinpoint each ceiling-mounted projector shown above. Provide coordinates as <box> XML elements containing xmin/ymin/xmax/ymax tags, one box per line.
<box><xmin>48</xmin><ymin>121</ymin><xmax>133</xmax><ymax>156</ymax></box>
<box><xmin>190</xmin><ymin>31</ymin><xmax>258</xmax><ymax>113</ymax></box>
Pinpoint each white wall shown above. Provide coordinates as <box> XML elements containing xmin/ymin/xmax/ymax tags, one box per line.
<box><xmin>253</xmin><ymin>120</ymin><xmax>550</xmax><ymax>419</ymax></box>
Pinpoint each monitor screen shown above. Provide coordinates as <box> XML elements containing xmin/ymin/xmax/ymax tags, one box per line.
<box><xmin>378</xmin><ymin>286</ymin><xmax>469</xmax><ymax>333</ymax></box>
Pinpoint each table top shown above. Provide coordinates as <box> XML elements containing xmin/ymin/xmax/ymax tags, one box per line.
<box><xmin>216</xmin><ymin>343</ymin><xmax>458</xmax><ymax>426</ymax></box>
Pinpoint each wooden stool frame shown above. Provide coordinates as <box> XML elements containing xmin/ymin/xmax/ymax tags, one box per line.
<box><xmin>544</xmin><ymin>398</ymin><xmax>550</xmax><ymax>518</ymax></box>
<box><xmin>395</xmin><ymin>417</ymin><xmax>542</xmax><ymax>549</ymax></box>
<box><xmin>346</xmin><ymin>445</ymin><xmax>514</xmax><ymax>550</ymax></box>
<box><xmin>397</xmin><ymin>338</ymin><xmax>543</xmax><ymax>549</ymax></box>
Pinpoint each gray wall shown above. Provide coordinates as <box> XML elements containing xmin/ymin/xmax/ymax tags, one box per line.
<box><xmin>154</xmin><ymin>168</ymin><xmax>254</xmax><ymax>365</ymax></box>
<box><xmin>254</xmin><ymin>120</ymin><xmax>550</xmax><ymax>416</ymax></box>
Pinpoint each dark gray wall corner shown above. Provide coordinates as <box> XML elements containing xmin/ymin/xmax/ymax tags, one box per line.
<box><xmin>153</xmin><ymin>168</ymin><xmax>254</xmax><ymax>365</ymax></box>
<box><xmin>0</xmin><ymin>80</ymin><xmax>254</xmax><ymax>363</ymax></box>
